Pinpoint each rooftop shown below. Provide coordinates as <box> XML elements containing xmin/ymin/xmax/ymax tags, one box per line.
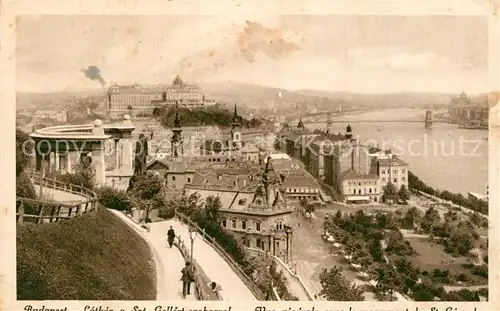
<box><xmin>280</xmin><ymin>169</ymin><xmax>320</xmax><ymax>189</ymax></box>
<box><xmin>340</xmin><ymin>169</ymin><xmax>379</xmax><ymax>181</ymax></box>
<box><xmin>378</xmin><ymin>156</ymin><xmax>408</xmax><ymax>167</ymax></box>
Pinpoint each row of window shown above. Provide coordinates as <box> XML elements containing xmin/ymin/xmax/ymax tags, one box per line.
<box><xmin>222</xmin><ymin>218</ymin><xmax>261</xmax><ymax>231</ymax></box>
<box><xmin>347</xmin><ymin>180</ymin><xmax>377</xmax><ymax>186</ymax></box>
<box><xmin>380</xmin><ymin>168</ymin><xmax>406</xmax><ymax>175</ymax></box>
<box><xmin>345</xmin><ymin>188</ymin><xmax>378</xmax><ymax>194</ymax></box>
<box><xmin>285</xmin><ymin>188</ymin><xmax>319</xmax><ymax>193</ymax></box>
<box><xmin>381</xmin><ymin>176</ymin><xmax>406</xmax><ymax>183</ymax></box>
<box><xmin>221</xmin><ymin>218</ymin><xmax>285</xmax><ymax>232</ymax></box>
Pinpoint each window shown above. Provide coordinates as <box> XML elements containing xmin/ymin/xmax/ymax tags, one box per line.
<box><xmin>172</xmin><ymin>176</ymin><xmax>176</xmax><ymax>181</ymax></box>
<box><xmin>369</xmin><ymin>188</ymin><xmax>372</xmax><ymax>193</ymax></box>
<box><xmin>187</xmin><ymin>177</ymin><xmax>191</xmax><ymax>183</ymax></box>
<box><xmin>402</xmin><ymin>168</ymin><xmax>406</xmax><ymax>174</ymax></box>
<box><xmin>222</xmin><ymin>219</ymin><xmax>227</xmax><ymax>227</ymax></box>
<box><xmin>256</xmin><ymin>238</ymin><xmax>261</xmax><ymax>248</ymax></box>
<box><xmin>242</xmin><ymin>220</ymin><xmax>247</xmax><ymax>230</ymax></box>
<box><xmin>256</xmin><ymin>222</ymin><xmax>261</xmax><ymax>231</ymax></box>
<box><xmin>276</xmin><ymin>222</ymin><xmax>283</xmax><ymax>230</ymax></box>
<box><xmin>402</xmin><ymin>177</ymin><xmax>406</xmax><ymax>182</ymax></box>
<box><xmin>393</xmin><ymin>178</ymin><xmax>398</xmax><ymax>183</ymax></box>
<box><xmin>231</xmin><ymin>219</ymin><xmax>236</xmax><ymax>229</ymax></box>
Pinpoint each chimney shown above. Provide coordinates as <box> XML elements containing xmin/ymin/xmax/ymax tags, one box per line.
<box><xmin>243</xmin><ymin>180</ymin><xmax>247</xmax><ymax>187</ymax></box>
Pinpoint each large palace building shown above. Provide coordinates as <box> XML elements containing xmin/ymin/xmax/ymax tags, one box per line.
<box><xmin>106</xmin><ymin>75</ymin><xmax>214</xmax><ymax>119</ymax></box>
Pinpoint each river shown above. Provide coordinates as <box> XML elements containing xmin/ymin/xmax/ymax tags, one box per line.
<box><xmin>300</xmin><ymin>109</ymin><xmax>488</xmax><ymax>196</ymax></box>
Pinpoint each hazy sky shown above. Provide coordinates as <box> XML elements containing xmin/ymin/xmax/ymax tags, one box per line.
<box><xmin>16</xmin><ymin>15</ymin><xmax>488</xmax><ymax>94</ymax></box>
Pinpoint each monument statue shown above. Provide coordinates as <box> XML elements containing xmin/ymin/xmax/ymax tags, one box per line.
<box><xmin>134</xmin><ymin>133</ymin><xmax>149</xmax><ymax>175</ymax></box>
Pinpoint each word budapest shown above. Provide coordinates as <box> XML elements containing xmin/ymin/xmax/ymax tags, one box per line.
<box><xmin>24</xmin><ymin>306</ymin><xmax>67</xmax><ymax>311</ymax></box>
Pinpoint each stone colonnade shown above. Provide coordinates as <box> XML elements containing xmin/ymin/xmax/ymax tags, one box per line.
<box><xmin>33</xmin><ymin>115</ymin><xmax>135</xmax><ymax>187</ymax></box>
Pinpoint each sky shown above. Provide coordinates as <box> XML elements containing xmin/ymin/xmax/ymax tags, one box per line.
<box><xmin>16</xmin><ymin>14</ymin><xmax>488</xmax><ymax>94</ymax></box>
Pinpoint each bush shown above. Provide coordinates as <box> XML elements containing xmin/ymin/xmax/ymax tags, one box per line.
<box><xmin>158</xmin><ymin>206</ymin><xmax>175</xmax><ymax>219</ymax></box>
<box><xmin>472</xmin><ymin>265</ymin><xmax>488</xmax><ymax>278</ymax></box>
<box><xmin>96</xmin><ymin>187</ymin><xmax>133</xmax><ymax>212</ymax></box>
<box><xmin>16</xmin><ymin>171</ymin><xmax>37</xmax><ymax>199</ymax></box>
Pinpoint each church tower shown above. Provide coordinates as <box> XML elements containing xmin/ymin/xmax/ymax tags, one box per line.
<box><xmin>345</xmin><ymin>124</ymin><xmax>353</xmax><ymax>140</ymax></box>
<box><xmin>231</xmin><ymin>103</ymin><xmax>242</xmax><ymax>151</ymax></box>
<box><xmin>171</xmin><ymin>104</ymin><xmax>183</xmax><ymax>158</ymax></box>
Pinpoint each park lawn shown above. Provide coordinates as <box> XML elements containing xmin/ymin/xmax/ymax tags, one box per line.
<box><xmin>405</xmin><ymin>237</ymin><xmax>467</xmax><ymax>272</ymax></box>
<box><xmin>17</xmin><ymin>205</ymin><xmax>157</xmax><ymax>300</ymax></box>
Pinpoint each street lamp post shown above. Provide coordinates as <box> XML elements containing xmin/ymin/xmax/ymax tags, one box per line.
<box><xmin>189</xmin><ymin>227</ymin><xmax>198</xmax><ymax>262</ymax></box>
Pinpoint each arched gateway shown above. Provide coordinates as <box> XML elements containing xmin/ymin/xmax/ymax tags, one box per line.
<box><xmin>30</xmin><ymin>115</ymin><xmax>136</xmax><ymax>188</ymax></box>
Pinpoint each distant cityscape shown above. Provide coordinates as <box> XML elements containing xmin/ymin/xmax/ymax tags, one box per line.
<box><xmin>17</xmin><ymin>81</ymin><xmax>489</xmax><ymax>301</ymax></box>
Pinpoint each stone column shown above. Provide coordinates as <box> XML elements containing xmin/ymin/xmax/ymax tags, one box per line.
<box><xmin>92</xmin><ymin>120</ymin><xmax>107</xmax><ymax>187</ymax></box>
<box><xmin>35</xmin><ymin>150</ymin><xmax>43</xmax><ymax>171</ymax></box>
<box><xmin>114</xmin><ymin>139</ymin><xmax>120</xmax><ymax>169</ymax></box>
<box><xmin>121</xmin><ymin>138</ymin><xmax>133</xmax><ymax>172</ymax></box>
<box><xmin>92</xmin><ymin>146</ymin><xmax>106</xmax><ymax>186</ymax></box>
<box><xmin>66</xmin><ymin>153</ymin><xmax>72</xmax><ymax>173</ymax></box>
<box><xmin>55</xmin><ymin>152</ymin><xmax>60</xmax><ymax>172</ymax></box>
<box><xmin>58</xmin><ymin>154</ymin><xmax>66</xmax><ymax>173</ymax></box>
<box><xmin>48</xmin><ymin>152</ymin><xmax>55</xmax><ymax>173</ymax></box>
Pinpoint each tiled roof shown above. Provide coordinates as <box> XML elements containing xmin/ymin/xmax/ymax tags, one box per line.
<box><xmin>280</xmin><ymin>170</ymin><xmax>319</xmax><ymax>189</ymax></box>
<box><xmin>189</xmin><ymin>166</ymin><xmax>261</xmax><ymax>191</ymax></box>
<box><xmin>378</xmin><ymin>156</ymin><xmax>408</xmax><ymax>167</ymax></box>
<box><xmin>340</xmin><ymin>169</ymin><xmax>379</xmax><ymax>181</ymax></box>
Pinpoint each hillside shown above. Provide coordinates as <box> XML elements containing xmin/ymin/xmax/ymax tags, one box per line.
<box><xmin>17</xmin><ymin>206</ymin><xmax>156</xmax><ymax>300</ymax></box>
<box><xmin>201</xmin><ymin>81</ymin><xmax>354</xmax><ymax>114</ymax></box>
<box><xmin>158</xmin><ymin>105</ymin><xmax>262</xmax><ymax>129</ymax></box>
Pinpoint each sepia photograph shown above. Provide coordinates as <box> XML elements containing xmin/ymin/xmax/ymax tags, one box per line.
<box><xmin>5</xmin><ymin>4</ymin><xmax>497</xmax><ymax>308</ymax></box>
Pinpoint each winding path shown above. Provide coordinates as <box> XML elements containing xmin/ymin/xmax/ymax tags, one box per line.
<box><xmin>109</xmin><ymin>210</ymin><xmax>196</xmax><ymax>300</ymax></box>
<box><xmin>163</xmin><ymin>219</ymin><xmax>257</xmax><ymax>301</ymax></box>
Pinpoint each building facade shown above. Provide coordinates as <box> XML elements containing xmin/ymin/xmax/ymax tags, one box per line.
<box><xmin>106</xmin><ymin>75</ymin><xmax>212</xmax><ymax>119</ymax></box>
<box><xmin>183</xmin><ymin>159</ymin><xmax>295</xmax><ymax>263</ymax></box>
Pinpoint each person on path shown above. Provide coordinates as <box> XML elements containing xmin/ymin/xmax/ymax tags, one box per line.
<box><xmin>181</xmin><ymin>262</ymin><xmax>194</xmax><ymax>298</ymax></box>
<box><xmin>167</xmin><ymin>226</ymin><xmax>175</xmax><ymax>248</ymax></box>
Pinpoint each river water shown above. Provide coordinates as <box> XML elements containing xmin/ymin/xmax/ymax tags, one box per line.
<box><xmin>301</xmin><ymin>109</ymin><xmax>488</xmax><ymax>195</ymax></box>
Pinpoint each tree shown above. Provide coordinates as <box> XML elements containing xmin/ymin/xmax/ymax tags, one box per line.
<box><xmin>129</xmin><ymin>172</ymin><xmax>165</xmax><ymax>221</ymax></box>
<box><xmin>319</xmin><ymin>266</ymin><xmax>365</xmax><ymax>301</ymax></box>
<box><xmin>375</xmin><ymin>266</ymin><xmax>401</xmax><ymax>301</ymax></box>
<box><xmin>97</xmin><ymin>186</ymin><xmax>133</xmax><ymax>212</ymax></box>
<box><xmin>370</xmin><ymin>239</ymin><xmax>384</xmax><ymax>262</ymax></box>
<box><xmin>203</xmin><ymin>195</ymin><xmax>222</xmax><ymax>223</ymax></box>
<box><xmin>422</xmin><ymin>206</ymin><xmax>441</xmax><ymax>232</ymax></box>
<box><xmin>382</xmin><ymin>182</ymin><xmax>398</xmax><ymax>203</ymax></box>
<box><xmin>16</xmin><ymin>128</ymin><xmax>33</xmax><ymax>176</ymax></box>
<box><xmin>398</xmin><ymin>185</ymin><xmax>410</xmax><ymax>204</ymax></box>
<box><xmin>16</xmin><ymin>129</ymin><xmax>36</xmax><ymax>199</ymax></box>
<box><xmin>159</xmin><ymin>190</ymin><xmax>203</xmax><ymax>218</ymax></box>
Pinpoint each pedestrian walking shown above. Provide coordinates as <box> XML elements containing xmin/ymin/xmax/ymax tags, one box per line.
<box><xmin>167</xmin><ymin>225</ymin><xmax>175</xmax><ymax>248</ymax></box>
<box><xmin>180</xmin><ymin>262</ymin><xmax>194</xmax><ymax>298</ymax></box>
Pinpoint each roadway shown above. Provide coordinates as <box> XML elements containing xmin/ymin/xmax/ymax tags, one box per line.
<box><xmin>163</xmin><ymin>219</ymin><xmax>258</xmax><ymax>301</ymax></box>
<box><xmin>33</xmin><ymin>184</ymin><xmax>87</xmax><ymax>203</ymax></box>
<box><xmin>109</xmin><ymin>210</ymin><xmax>196</xmax><ymax>300</ymax></box>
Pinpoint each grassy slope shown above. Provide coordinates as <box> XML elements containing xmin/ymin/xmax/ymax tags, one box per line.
<box><xmin>17</xmin><ymin>206</ymin><xmax>156</xmax><ymax>300</ymax></box>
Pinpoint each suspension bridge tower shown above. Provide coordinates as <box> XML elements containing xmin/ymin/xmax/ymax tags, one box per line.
<box><xmin>425</xmin><ymin>110</ymin><xmax>433</xmax><ymax>128</ymax></box>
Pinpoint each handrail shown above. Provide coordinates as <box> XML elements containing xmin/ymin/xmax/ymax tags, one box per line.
<box><xmin>174</xmin><ymin>211</ymin><xmax>268</xmax><ymax>300</ymax></box>
<box><xmin>272</xmin><ymin>256</ymin><xmax>314</xmax><ymax>301</ymax></box>
<box><xmin>16</xmin><ymin>172</ymin><xmax>98</xmax><ymax>224</ymax></box>
<box><xmin>173</xmin><ymin>236</ymin><xmax>220</xmax><ymax>301</ymax></box>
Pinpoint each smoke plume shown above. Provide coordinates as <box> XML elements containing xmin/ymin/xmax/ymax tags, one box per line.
<box><xmin>81</xmin><ymin>65</ymin><xmax>106</xmax><ymax>87</ymax></box>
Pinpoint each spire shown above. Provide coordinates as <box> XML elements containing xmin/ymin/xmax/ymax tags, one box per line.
<box><xmin>232</xmin><ymin>103</ymin><xmax>240</xmax><ymax>130</ymax></box>
<box><xmin>297</xmin><ymin>118</ymin><xmax>304</xmax><ymax>129</ymax></box>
